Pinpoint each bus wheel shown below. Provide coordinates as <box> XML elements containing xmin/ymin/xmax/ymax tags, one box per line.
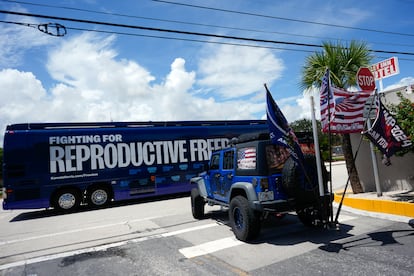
<box><xmin>88</xmin><ymin>187</ymin><xmax>110</xmax><ymax>208</ymax></box>
<box><xmin>53</xmin><ymin>188</ymin><xmax>81</xmax><ymax>212</ymax></box>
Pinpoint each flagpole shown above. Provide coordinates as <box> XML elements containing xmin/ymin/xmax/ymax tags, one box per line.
<box><xmin>311</xmin><ymin>95</ymin><xmax>332</xmax><ymax>226</ymax></box>
<box><xmin>367</xmin><ymin>91</ymin><xmax>382</xmax><ymax>197</ymax></box>
<box><xmin>310</xmin><ymin>96</ymin><xmax>324</xmax><ymax>197</ymax></box>
<box><xmin>326</xmin><ymin>69</ymin><xmax>334</xmax><ymax>223</ymax></box>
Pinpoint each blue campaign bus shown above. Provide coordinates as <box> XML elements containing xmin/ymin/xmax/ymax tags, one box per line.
<box><xmin>2</xmin><ymin>120</ymin><xmax>268</xmax><ymax>212</ymax></box>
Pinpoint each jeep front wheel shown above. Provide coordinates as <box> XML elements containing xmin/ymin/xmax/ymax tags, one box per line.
<box><xmin>191</xmin><ymin>188</ymin><xmax>205</xmax><ymax>219</ymax></box>
<box><xmin>229</xmin><ymin>196</ymin><xmax>261</xmax><ymax>241</ymax></box>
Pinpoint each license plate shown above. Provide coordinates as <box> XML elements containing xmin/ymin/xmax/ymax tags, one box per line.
<box><xmin>258</xmin><ymin>191</ymin><xmax>274</xmax><ymax>201</ymax></box>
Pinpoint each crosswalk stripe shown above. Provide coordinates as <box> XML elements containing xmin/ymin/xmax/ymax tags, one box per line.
<box><xmin>179</xmin><ymin>236</ymin><xmax>244</xmax><ymax>258</ymax></box>
<box><xmin>161</xmin><ymin>223</ymin><xmax>217</xmax><ymax>237</ymax></box>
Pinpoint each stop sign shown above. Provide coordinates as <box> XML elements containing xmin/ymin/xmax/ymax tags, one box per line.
<box><xmin>357</xmin><ymin>67</ymin><xmax>376</xmax><ymax>91</ymax></box>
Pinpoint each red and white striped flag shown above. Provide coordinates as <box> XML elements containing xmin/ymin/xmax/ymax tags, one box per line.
<box><xmin>329</xmin><ymin>87</ymin><xmax>372</xmax><ymax>133</ymax></box>
<box><xmin>237</xmin><ymin>147</ymin><xmax>257</xmax><ymax>169</ymax></box>
<box><xmin>320</xmin><ymin>69</ymin><xmax>335</xmax><ymax>132</ymax></box>
<box><xmin>319</xmin><ymin>69</ymin><xmax>372</xmax><ymax>133</ymax></box>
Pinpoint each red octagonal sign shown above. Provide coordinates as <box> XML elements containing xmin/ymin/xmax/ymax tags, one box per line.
<box><xmin>357</xmin><ymin>67</ymin><xmax>376</xmax><ymax>91</ymax></box>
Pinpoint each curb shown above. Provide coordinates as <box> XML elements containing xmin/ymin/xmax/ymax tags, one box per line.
<box><xmin>334</xmin><ymin>192</ymin><xmax>414</xmax><ymax>218</ymax></box>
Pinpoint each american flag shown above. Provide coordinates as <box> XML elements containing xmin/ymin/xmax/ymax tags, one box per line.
<box><xmin>329</xmin><ymin>87</ymin><xmax>372</xmax><ymax>133</ymax></box>
<box><xmin>320</xmin><ymin>69</ymin><xmax>372</xmax><ymax>133</ymax></box>
<box><xmin>239</xmin><ymin>148</ymin><xmax>256</xmax><ymax>159</ymax></box>
<box><xmin>320</xmin><ymin>69</ymin><xmax>335</xmax><ymax>132</ymax></box>
<box><xmin>238</xmin><ymin>148</ymin><xmax>256</xmax><ymax>169</ymax></box>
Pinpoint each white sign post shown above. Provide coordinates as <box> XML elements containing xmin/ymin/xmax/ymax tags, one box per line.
<box><xmin>357</xmin><ymin>67</ymin><xmax>382</xmax><ymax>197</ymax></box>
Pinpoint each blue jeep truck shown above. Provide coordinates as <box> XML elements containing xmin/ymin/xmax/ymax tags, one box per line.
<box><xmin>190</xmin><ymin>133</ymin><xmax>331</xmax><ymax>241</ymax></box>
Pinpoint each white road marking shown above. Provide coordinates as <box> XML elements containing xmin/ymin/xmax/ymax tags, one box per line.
<box><xmin>0</xmin><ymin>222</ymin><xmax>218</xmax><ymax>271</ymax></box>
<box><xmin>161</xmin><ymin>223</ymin><xmax>218</xmax><ymax>237</ymax></box>
<box><xmin>0</xmin><ymin>215</ymin><xmax>165</xmax><ymax>246</ymax></box>
<box><xmin>179</xmin><ymin>237</ymin><xmax>244</xmax><ymax>258</ymax></box>
<box><xmin>337</xmin><ymin>214</ymin><xmax>356</xmax><ymax>223</ymax></box>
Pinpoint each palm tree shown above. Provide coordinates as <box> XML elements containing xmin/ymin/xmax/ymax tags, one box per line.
<box><xmin>301</xmin><ymin>40</ymin><xmax>374</xmax><ymax>194</ymax></box>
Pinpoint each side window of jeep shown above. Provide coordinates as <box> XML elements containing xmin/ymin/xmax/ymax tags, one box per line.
<box><xmin>265</xmin><ymin>144</ymin><xmax>290</xmax><ymax>173</ymax></box>
<box><xmin>210</xmin><ymin>153</ymin><xmax>220</xmax><ymax>170</ymax></box>
<box><xmin>223</xmin><ymin>150</ymin><xmax>234</xmax><ymax>170</ymax></box>
<box><xmin>237</xmin><ymin>147</ymin><xmax>256</xmax><ymax>170</ymax></box>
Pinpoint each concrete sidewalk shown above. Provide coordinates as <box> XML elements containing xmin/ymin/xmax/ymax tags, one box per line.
<box><xmin>329</xmin><ymin>161</ymin><xmax>414</xmax><ymax>219</ymax></box>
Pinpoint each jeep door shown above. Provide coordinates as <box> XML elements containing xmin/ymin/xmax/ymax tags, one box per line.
<box><xmin>210</xmin><ymin>149</ymin><xmax>235</xmax><ymax>201</ymax></box>
<box><xmin>220</xmin><ymin>149</ymin><xmax>235</xmax><ymax>197</ymax></box>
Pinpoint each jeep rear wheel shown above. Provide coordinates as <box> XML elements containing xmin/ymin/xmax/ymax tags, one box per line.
<box><xmin>229</xmin><ymin>196</ymin><xmax>261</xmax><ymax>241</ymax></box>
<box><xmin>191</xmin><ymin>188</ymin><xmax>205</xmax><ymax>219</ymax></box>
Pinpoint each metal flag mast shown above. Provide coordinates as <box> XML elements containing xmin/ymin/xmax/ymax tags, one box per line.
<box><xmin>308</xmin><ymin>68</ymin><xmax>334</xmax><ymax>228</ymax></box>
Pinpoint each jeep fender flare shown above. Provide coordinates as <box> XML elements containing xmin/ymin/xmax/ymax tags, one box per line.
<box><xmin>190</xmin><ymin>177</ymin><xmax>208</xmax><ymax>198</ymax></box>
<box><xmin>229</xmin><ymin>182</ymin><xmax>258</xmax><ymax>202</ymax></box>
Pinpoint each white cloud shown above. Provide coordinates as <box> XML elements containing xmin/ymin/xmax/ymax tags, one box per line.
<box><xmin>0</xmin><ymin>7</ymin><xmax>54</xmax><ymax>67</ymax></box>
<box><xmin>197</xmin><ymin>45</ymin><xmax>284</xmax><ymax>99</ymax></box>
<box><xmin>274</xmin><ymin>92</ymin><xmax>321</xmax><ymax>123</ymax></box>
<box><xmin>47</xmin><ymin>33</ymin><xmax>155</xmax><ymax>100</ymax></box>
<box><xmin>384</xmin><ymin>77</ymin><xmax>414</xmax><ymax>91</ymax></box>
<box><xmin>0</xmin><ymin>33</ymin><xmax>278</xmax><ymax>144</ymax></box>
<box><xmin>0</xmin><ymin>69</ymin><xmax>49</xmax><ymax>123</ymax></box>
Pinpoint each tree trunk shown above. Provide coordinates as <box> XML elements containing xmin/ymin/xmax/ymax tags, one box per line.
<box><xmin>341</xmin><ymin>133</ymin><xmax>364</xmax><ymax>194</ymax></box>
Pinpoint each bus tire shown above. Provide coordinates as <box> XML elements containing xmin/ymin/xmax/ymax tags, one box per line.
<box><xmin>229</xmin><ymin>196</ymin><xmax>261</xmax><ymax>241</ymax></box>
<box><xmin>53</xmin><ymin>188</ymin><xmax>81</xmax><ymax>212</ymax></box>
<box><xmin>88</xmin><ymin>186</ymin><xmax>111</xmax><ymax>208</ymax></box>
<box><xmin>191</xmin><ymin>188</ymin><xmax>205</xmax><ymax>219</ymax></box>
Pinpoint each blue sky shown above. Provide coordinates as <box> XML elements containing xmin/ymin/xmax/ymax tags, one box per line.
<box><xmin>1</xmin><ymin>0</ymin><xmax>414</xmax><ymax>144</ymax></box>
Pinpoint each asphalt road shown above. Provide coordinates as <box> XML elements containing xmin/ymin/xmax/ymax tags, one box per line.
<box><xmin>1</xmin><ymin>194</ymin><xmax>413</xmax><ymax>276</ymax></box>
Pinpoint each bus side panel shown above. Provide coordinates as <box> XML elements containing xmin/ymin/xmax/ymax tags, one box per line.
<box><xmin>3</xmin><ymin>131</ymin><xmax>51</xmax><ymax>209</ymax></box>
<box><xmin>3</xmin><ymin>121</ymin><xmax>269</xmax><ymax>210</ymax></box>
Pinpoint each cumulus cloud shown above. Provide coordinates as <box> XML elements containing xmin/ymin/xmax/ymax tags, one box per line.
<box><xmin>270</xmin><ymin>91</ymin><xmax>321</xmax><ymax>123</ymax></box>
<box><xmin>0</xmin><ymin>7</ymin><xmax>54</xmax><ymax>67</ymax></box>
<box><xmin>384</xmin><ymin>77</ymin><xmax>414</xmax><ymax>91</ymax></box>
<box><xmin>0</xmin><ymin>33</ymin><xmax>285</xmax><ymax>143</ymax></box>
<box><xmin>197</xmin><ymin>45</ymin><xmax>284</xmax><ymax>99</ymax></box>
<box><xmin>0</xmin><ymin>69</ymin><xmax>49</xmax><ymax>123</ymax></box>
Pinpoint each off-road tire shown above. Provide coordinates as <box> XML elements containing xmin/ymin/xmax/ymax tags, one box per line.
<box><xmin>229</xmin><ymin>196</ymin><xmax>261</xmax><ymax>241</ymax></box>
<box><xmin>282</xmin><ymin>154</ymin><xmax>328</xmax><ymax>206</ymax></box>
<box><xmin>191</xmin><ymin>188</ymin><xmax>205</xmax><ymax>219</ymax></box>
<box><xmin>282</xmin><ymin>154</ymin><xmax>330</xmax><ymax>227</ymax></box>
